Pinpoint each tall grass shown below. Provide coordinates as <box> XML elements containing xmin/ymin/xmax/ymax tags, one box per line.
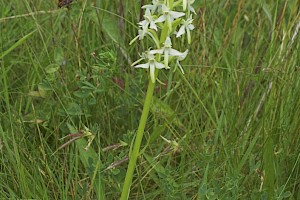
<box><xmin>0</xmin><ymin>0</ymin><xmax>299</xmax><ymax>199</ymax></box>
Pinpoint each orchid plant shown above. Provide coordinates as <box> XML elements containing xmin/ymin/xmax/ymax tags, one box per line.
<box><xmin>130</xmin><ymin>0</ymin><xmax>195</xmax><ymax>82</ymax></box>
<box><xmin>121</xmin><ymin>0</ymin><xmax>196</xmax><ymax>199</ymax></box>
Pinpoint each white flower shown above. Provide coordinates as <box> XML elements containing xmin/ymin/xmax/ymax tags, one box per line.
<box><xmin>139</xmin><ymin>8</ymin><xmax>158</xmax><ymax>32</ymax></box>
<box><xmin>133</xmin><ymin>51</ymin><xmax>165</xmax><ymax>83</ymax></box>
<box><xmin>142</xmin><ymin>0</ymin><xmax>163</xmax><ymax>13</ymax></box>
<box><xmin>131</xmin><ymin>1</ymin><xmax>195</xmax><ymax>82</ymax></box>
<box><xmin>151</xmin><ymin>37</ymin><xmax>187</xmax><ymax>68</ymax></box>
<box><xmin>183</xmin><ymin>0</ymin><xmax>196</xmax><ymax>14</ymax></box>
<box><xmin>155</xmin><ymin>4</ymin><xmax>185</xmax><ymax>31</ymax></box>
<box><xmin>176</xmin><ymin>15</ymin><xmax>195</xmax><ymax>44</ymax></box>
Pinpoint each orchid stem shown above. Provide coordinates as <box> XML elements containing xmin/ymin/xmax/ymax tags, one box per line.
<box><xmin>121</xmin><ymin>79</ymin><xmax>156</xmax><ymax>200</ymax></box>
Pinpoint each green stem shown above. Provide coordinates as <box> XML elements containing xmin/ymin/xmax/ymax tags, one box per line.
<box><xmin>121</xmin><ymin>79</ymin><xmax>156</xmax><ymax>200</ymax></box>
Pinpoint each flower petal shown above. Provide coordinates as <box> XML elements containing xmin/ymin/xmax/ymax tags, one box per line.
<box><xmin>155</xmin><ymin>15</ymin><xmax>166</xmax><ymax>23</ymax></box>
<box><xmin>150</xmin><ymin>49</ymin><xmax>164</xmax><ymax>54</ymax></box>
<box><xmin>138</xmin><ymin>20</ymin><xmax>148</xmax><ymax>27</ymax></box>
<box><xmin>142</xmin><ymin>4</ymin><xmax>156</xmax><ymax>12</ymax></box>
<box><xmin>164</xmin><ymin>49</ymin><xmax>169</xmax><ymax>68</ymax></box>
<box><xmin>138</xmin><ymin>30</ymin><xmax>144</xmax><ymax>40</ymax></box>
<box><xmin>176</xmin><ymin>25</ymin><xmax>186</xmax><ymax>37</ymax></box>
<box><xmin>170</xmin><ymin>11</ymin><xmax>185</xmax><ymax>19</ymax></box>
<box><xmin>178</xmin><ymin>49</ymin><xmax>189</xmax><ymax>60</ymax></box>
<box><xmin>161</xmin><ymin>4</ymin><xmax>168</xmax><ymax>12</ymax></box>
<box><xmin>155</xmin><ymin>61</ymin><xmax>165</xmax><ymax>69</ymax></box>
<box><xmin>149</xmin><ymin>62</ymin><xmax>156</xmax><ymax>82</ymax></box>
<box><xmin>150</xmin><ymin>21</ymin><xmax>158</xmax><ymax>31</ymax></box>
<box><xmin>188</xmin><ymin>24</ymin><xmax>195</xmax><ymax>30</ymax></box>
<box><xmin>135</xmin><ymin>63</ymin><xmax>150</xmax><ymax>69</ymax></box>
<box><xmin>189</xmin><ymin>6</ymin><xmax>196</xmax><ymax>14</ymax></box>
<box><xmin>169</xmin><ymin>48</ymin><xmax>184</xmax><ymax>56</ymax></box>
<box><xmin>144</xmin><ymin>8</ymin><xmax>151</xmax><ymax>16</ymax></box>
<box><xmin>187</xmin><ymin>28</ymin><xmax>191</xmax><ymax>44</ymax></box>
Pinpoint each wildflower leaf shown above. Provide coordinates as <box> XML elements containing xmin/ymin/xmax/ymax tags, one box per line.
<box><xmin>45</xmin><ymin>64</ymin><xmax>59</xmax><ymax>74</ymax></box>
<box><xmin>0</xmin><ymin>29</ymin><xmax>36</xmax><ymax>59</ymax></box>
<box><xmin>172</xmin><ymin>18</ymin><xmax>182</xmax><ymax>29</ymax></box>
<box><xmin>75</xmin><ymin>136</ymin><xmax>105</xmax><ymax>199</ymax></box>
<box><xmin>66</xmin><ymin>123</ymin><xmax>78</xmax><ymax>134</ymax></box>
<box><xmin>160</xmin><ymin>22</ymin><xmax>169</xmax><ymax>43</ymax></box>
<box><xmin>54</xmin><ymin>47</ymin><xmax>65</xmax><ymax>65</ymax></box>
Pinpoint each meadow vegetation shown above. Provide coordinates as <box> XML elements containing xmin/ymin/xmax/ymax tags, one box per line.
<box><xmin>0</xmin><ymin>0</ymin><xmax>299</xmax><ymax>199</ymax></box>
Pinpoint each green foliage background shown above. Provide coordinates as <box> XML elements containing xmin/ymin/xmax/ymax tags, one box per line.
<box><xmin>0</xmin><ymin>0</ymin><xmax>299</xmax><ymax>199</ymax></box>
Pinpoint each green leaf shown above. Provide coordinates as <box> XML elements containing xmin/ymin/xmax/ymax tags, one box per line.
<box><xmin>82</xmin><ymin>81</ymin><xmax>97</xmax><ymax>89</ymax></box>
<box><xmin>73</xmin><ymin>90</ymin><xmax>91</xmax><ymax>99</ymax></box>
<box><xmin>66</xmin><ymin>123</ymin><xmax>78</xmax><ymax>134</ymax></box>
<box><xmin>264</xmin><ymin>137</ymin><xmax>275</xmax><ymax>199</ymax></box>
<box><xmin>75</xmin><ymin>137</ymin><xmax>105</xmax><ymax>200</ymax></box>
<box><xmin>172</xmin><ymin>18</ymin><xmax>182</xmax><ymax>30</ymax></box>
<box><xmin>45</xmin><ymin>64</ymin><xmax>60</xmax><ymax>74</ymax></box>
<box><xmin>0</xmin><ymin>29</ymin><xmax>36</xmax><ymax>59</ymax></box>
<box><xmin>198</xmin><ymin>164</ymin><xmax>210</xmax><ymax>199</ymax></box>
<box><xmin>143</xmin><ymin>153</ymin><xmax>166</xmax><ymax>175</ymax></box>
<box><xmin>54</xmin><ymin>47</ymin><xmax>65</xmax><ymax>65</ymax></box>
<box><xmin>262</xmin><ymin>3</ymin><xmax>272</xmax><ymax>24</ymax></box>
<box><xmin>27</xmin><ymin>91</ymin><xmax>45</xmax><ymax>98</ymax></box>
<box><xmin>38</xmin><ymin>80</ymin><xmax>53</xmax><ymax>91</ymax></box>
<box><xmin>148</xmin><ymin>125</ymin><xmax>165</xmax><ymax>145</ymax></box>
<box><xmin>160</xmin><ymin>22</ymin><xmax>169</xmax><ymax>44</ymax></box>
<box><xmin>280</xmin><ymin>191</ymin><xmax>292</xmax><ymax>198</ymax></box>
<box><xmin>102</xmin><ymin>16</ymin><xmax>124</xmax><ymax>46</ymax></box>
<box><xmin>66</xmin><ymin>103</ymin><xmax>84</xmax><ymax>116</ymax></box>
<box><xmin>88</xmin><ymin>98</ymin><xmax>97</xmax><ymax>105</ymax></box>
